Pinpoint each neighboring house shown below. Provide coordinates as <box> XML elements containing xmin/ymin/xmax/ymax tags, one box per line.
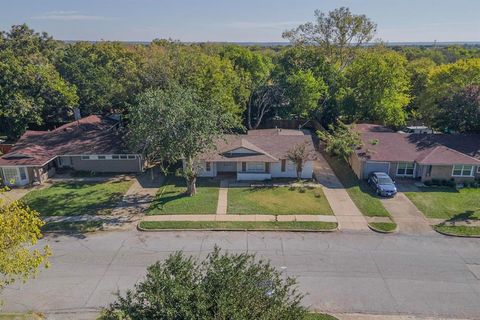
<box><xmin>350</xmin><ymin>124</ymin><xmax>480</xmax><ymax>182</ymax></box>
<box><xmin>196</xmin><ymin>129</ymin><xmax>317</xmax><ymax>181</ymax></box>
<box><xmin>0</xmin><ymin>115</ymin><xmax>143</xmax><ymax>187</ymax></box>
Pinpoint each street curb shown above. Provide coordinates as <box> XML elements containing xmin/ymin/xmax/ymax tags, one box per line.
<box><xmin>434</xmin><ymin>226</ymin><xmax>480</xmax><ymax>238</ymax></box>
<box><xmin>367</xmin><ymin>223</ymin><xmax>398</xmax><ymax>234</ymax></box>
<box><xmin>137</xmin><ymin>223</ymin><xmax>338</xmax><ymax>233</ymax></box>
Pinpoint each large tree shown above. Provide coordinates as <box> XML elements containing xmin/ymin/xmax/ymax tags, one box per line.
<box><xmin>0</xmin><ymin>192</ymin><xmax>51</xmax><ymax>290</ymax></box>
<box><xmin>0</xmin><ymin>25</ymin><xmax>78</xmax><ymax>138</ymax></box>
<box><xmin>283</xmin><ymin>7</ymin><xmax>377</xmax><ymax>69</ymax></box>
<box><xmin>434</xmin><ymin>85</ymin><xmax>480</xmax><ymax>133</ymax></box>
<box><xmin>344</xmin><ymin>48</ymin><xmax>411</xmax><ymax>128</ymax></box>
<box><xmin>100</xmin><ymin>247</ymin><xmax>307</xmax><ymax>320</ymax></box>
<box><xmin>56</xmin><ymin>41</ymin><xmax>141</xmax><ymax>116</ymax></box>
<box><xmin>128</xmin><ymin>85</ymin><xmax>237</xmax><ymax>196</ymax></box>
<box><xmin>419</xmin><ymin>58</ymin><xmax>480</xmax><ymax>128</ymax></box>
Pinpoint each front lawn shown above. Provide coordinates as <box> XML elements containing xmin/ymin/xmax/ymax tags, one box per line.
<box><xmin>227</xmin><ymin>186</ymin><xmax>333</xmax><ymax>215</ymax></box>
<box><xmin>404</xmin><ymin>187</ymin><xmax>480</xmax><ymax>220</ymax></box>
<box><xmin>42</xmin><ymin>220</ymin><xmax>104</xmax><ymax>233</ymax></box>
<box><xmin>22</xmin><ymin>180</ymin><xmax>133</xmax><ymax>216</ymax></box>
<box><xmin>147</xmin><ymin>177</ymin><xmax>219</xmax><ymax>215</ymax></box>
<box><xmin>323</xmin><ymin>154</ymin><xmax>390</xmax><ymax>217</ymax></box>
<box><xmin>139</xmin><ymin>220</ymin><xmax>337</xmax><ymax>231</ymax></box>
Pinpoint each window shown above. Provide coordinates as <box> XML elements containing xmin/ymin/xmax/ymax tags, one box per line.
<box><xmin>477</xmin><ymin>166</ymin><xmax>480</xmax><ymax>173</ymax></box>
<box><xmin>3</xmin><ymin>168</ymin><xmax>19</xmax><ymax>183</ymax></box>
<box><xmin>127</xmin><ymin>155</ymin><xmax>136</xmax><ymax>159</ymax></box>
<box><xmin>98</xmin><ymin>155</ymin><xmax>106</xmax><ymax>160</ymax></box>
<box><xmin>397</xmin><ymin>162</ymin><xmax>414</xmax><ymax>176</ymax></box>
<box><xmin>247</xmin><ymin>162</ymin><xmax>265</xmax><ymax>172</ymax></box>
<box><xmin>18</xmin><ymin>167</ymin><xmax>27</xmax><ymax>180</ymax></box>
<box><xmin>452</xmin><ymin>165</ymin><xmax>473</xmax><ymax>177</ymax></box>
<box><xmin>112</xmin><ymin>155</ymin><xmax>120</xmax><ymax>160</ymax></box>
<box><xmin>205</xmin><ymin>162</ymin><xmax>211</xmax><ymax>172</ymax></box>
<box><xmin>120</xmin><ymin>155</ymin><xmax>128</xmax><ymax>160</ymax></box>
<box><xmin>241</xmin><ymin>162</ymin><xmax>246</xmax><ymax>172</ymax></box>
<box><xmin>81</xmin><ymin>155</ymin><xmax>90</xmax><ymax>160</ymax></box>
<box><xmin>281</xmin><ymin>159</ymin><xmax>286</xmax><ymax>172</ymax></box>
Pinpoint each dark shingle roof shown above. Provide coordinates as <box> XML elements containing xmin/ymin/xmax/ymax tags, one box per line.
<box><xmin>354</xmin><ymin>124</ymin><xmax>480</xmax><ymax>165</ymax></box>
<box><xmin>0</xmin><ymin>115</ymin><xmax>129</xmax><ymax>166</ymax></box>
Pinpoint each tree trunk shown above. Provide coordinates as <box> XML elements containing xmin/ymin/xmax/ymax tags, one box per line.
<box><xmin>150</xmin><ymin>167</ymin><xmax>155</xmax><ymax>180</ymax></box>
<box><xmin>296</xmin><ymin>162</ymin><xmax>302</xmax><ymax>180</ymax></box>
<box><xmin>186</xmin><ymin>176</ymin><xmax>197</xmax><ymax>196</ymax></box>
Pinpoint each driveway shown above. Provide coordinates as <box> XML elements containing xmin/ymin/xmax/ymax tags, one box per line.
<box><xmin>313</xmin><ymin>155</ymin><xmax>369</xmax><ymax>231</ymax></box>
<box><xmin>4</xmin><ymin>230</ymin><xmax>480</xmax><ymax>319</ymax></box>
<box><xmin>380</xmin><ymin>192</ymin><xmax>434</xmax><ymax>235</ymax></box>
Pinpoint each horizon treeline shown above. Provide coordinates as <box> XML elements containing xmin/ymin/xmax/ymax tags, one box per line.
<box><xmin>1</xmin><ymin>18</ymin><xmax>479</xmax><ymax>139</ymax></box>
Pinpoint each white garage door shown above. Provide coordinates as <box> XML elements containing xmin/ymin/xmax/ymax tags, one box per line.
<box><xmin>363</xmin><ymin>162</ymin><xmax>390</xmax><ymax>179</ymax></box>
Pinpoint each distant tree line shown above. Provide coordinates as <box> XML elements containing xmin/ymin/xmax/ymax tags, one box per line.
<box><xmin>1</xmin><ymin>7</ymin><xmax>480</xmax><ymax>140</ymax></box>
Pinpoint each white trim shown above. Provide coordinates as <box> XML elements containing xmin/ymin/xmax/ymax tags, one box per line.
<box><xmin>396</xmin><ymin>162</ymin><xmax>415</xmax><ymax>177</ymax></box>
<box><xmin>451</xmin><ymin>164</ymin><xmax>474</xmax><ymax>177</ymax></box>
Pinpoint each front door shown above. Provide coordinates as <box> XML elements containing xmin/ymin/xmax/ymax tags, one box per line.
<box><xmin>2</xmin><ymin>167</ymin><xmax>29</xmax><ymax>186</ymax></box>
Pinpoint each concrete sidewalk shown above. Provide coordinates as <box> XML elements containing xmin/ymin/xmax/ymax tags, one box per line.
<box><xmin>143</xmin><ymin>214</ymin><xmax>338</xmax><ymax>223</ymax></box>
<box><xmin>216</xmin><ymin>179</ymin><xmax>228</xmax><ymax>214</ymax></box>
<box><xmin>313</xmin><ymin>155</ymin><xmax>370</xmax><ymax>231</ymax></box>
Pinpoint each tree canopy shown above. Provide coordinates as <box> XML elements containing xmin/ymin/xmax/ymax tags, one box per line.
<box><xmin>100</xmin><ymin>247</ymin><xmax>307</xmax><ymax>320</ymax></box>
<box><xmin>127</xmin><ymin>84</ymin><xmax>237</xmax><ymax>195</ymax></box>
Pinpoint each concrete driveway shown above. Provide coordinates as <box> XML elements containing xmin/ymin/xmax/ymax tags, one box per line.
<box><xmin>313</xmin><ymin>155</ymin><xmax>370</xmax><ymax>231</ymax></box>
<box><xmin>380</xmin><ymin>192</ymin><xmax>435</xmax><ymax>235</ymax></box>
<box><xmin>3</xmin><ymin>230</ymin><xmax>480</xmax><ymax>319</ymax></box>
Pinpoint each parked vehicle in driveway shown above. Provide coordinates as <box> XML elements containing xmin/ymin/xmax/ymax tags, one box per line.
<box><xmin>368</xmin><ymin>172</ymin><xmax>397</xmax><ymax>197</ymax></box>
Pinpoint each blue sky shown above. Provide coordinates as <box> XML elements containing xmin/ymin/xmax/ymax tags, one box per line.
<box><xmin>1</xmin><ymin>0</ymin><xmax>479</xmax><ymax>42</ymax></box>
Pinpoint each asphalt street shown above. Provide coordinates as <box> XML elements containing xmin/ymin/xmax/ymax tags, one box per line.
<box><xmin>3</xmin><ymin>230</ymin><xmax>480</xmax><ymax>319</ymax></box>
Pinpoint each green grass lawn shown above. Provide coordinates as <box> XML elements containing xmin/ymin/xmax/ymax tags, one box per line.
<box><xmin>405</xmin><ymin>187</ymin><xmax>480</xmax><ymax>220</ymax></box>
<box><xmin>139</xmin><ymin>220</ymin><xmax>337</xmax><ymax>231</ymax></box>
<box><xmin>323</xmin><ymin>154</ymin><xmax>391</xmax><ymax>217</ymax></box>
<box><xmin>147</xmin><ymin>177</ymin><xmax>219</xmax><ymax>215</ymax></box>
<box><xmin>42</xmin><ymin>220</ymin><xmax>104</xmax><ymax>233</ymax></box>
<box><xmin>434</xmin><ymin>225</ymin><xmax>480</xmax><ymax>237</ymax></box>
<box><xmin>227</xmin><ymin>186</ymin><xmax>333</xmax><ymax>215</ymax></box>
<box><xmin>22</xmin><ymin>180</ymin><xmax>133</xmax><ymax>216</ymax></box>
<box><xmin>369</xmin><ymin>222</ymin><xmax>397</xmax><ymax>233</ymax></box>
<box><xmin>0</xmin><ymin>313</ymin><xmax>43</xmax><ymax>320</ymax></box>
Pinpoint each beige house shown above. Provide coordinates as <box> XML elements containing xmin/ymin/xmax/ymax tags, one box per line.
<box><xmin>0</xmin><ymin>115</ymin><xmax>143</xmax><ymax>187</ymax></box>
<box><xmin>350</xmin><ymin>124</ymin><xmax>480</xmax><ymax>183</ymax></box>
<box><xmin>195</xmin><ymin>129</ymin><xmax>317</xmax><ymax>181</ymax></box>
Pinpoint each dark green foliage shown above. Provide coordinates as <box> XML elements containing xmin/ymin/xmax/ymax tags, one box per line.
<box><xmin>318</xmin><ymin>122</ymin><xmax>361</xmax><ymax>160</ymax></box>
<box><xmin>100</xmin><ymin>248</ymin><xmax>307</xmax><ymax>320</ymax></box>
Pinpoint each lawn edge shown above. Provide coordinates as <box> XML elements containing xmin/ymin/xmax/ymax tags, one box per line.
<box><xmin>137</xmin><ymin>222</ymin><xmax>338</xmax><ymax>233</ymax></box>
<box><xmin>433</xmin><ymin>225</ymin><xmax>480</xmax><ymax>238</ymax></box>
<box><xmin>368</xmin><ymin>222</ymin><xmax>398</xmax><ymax>234</ymax></box>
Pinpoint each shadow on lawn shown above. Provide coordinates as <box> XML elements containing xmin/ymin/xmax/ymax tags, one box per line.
<box><xmin>444</xmin><ymin>210</ymin><xmax>478</xmax><ymax>224</ymax></box>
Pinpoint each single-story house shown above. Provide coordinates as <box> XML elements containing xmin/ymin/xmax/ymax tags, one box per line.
<box><xmin>0</xmin><ymin>115</ymin><xmax>143</xmax><ymax>187</ymax></box>
<box><xmin>350</xmin><ymin>124</ymin><xmax>480</xmax><ymax>182</ymax></box>
<box><xmin>196</xmin><ymin>129</ymin><xmax>317</xmax><ymax>181</ymax></box>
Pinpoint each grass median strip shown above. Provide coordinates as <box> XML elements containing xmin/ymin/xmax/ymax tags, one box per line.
<box><xmin>369</xmin><ymin>222</ymin><xmax>397</xmax><ymax>233</ymax></box>
<box><xmin>305</xmin><ymin>314</ymin><xmax>339</xmax><ymax>320</ymax></box>
<box><xmin>42</xmin><ymin>220</ymin><xmax>104</xmax><ymax>233</ymax></box>
<box><xmin>434</xmin><ymin>225</ymin><xmax>480</xmax><ymax>237</ymax></box>
<box><xmin>139</xmin><ymin>220</ymin><xmax>337</xmax><ymax>231</ymax></box>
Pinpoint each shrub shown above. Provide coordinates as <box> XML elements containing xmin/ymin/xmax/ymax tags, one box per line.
<box><xmin>288</xmin><ymin>185</ymin><xmax>296</xmax><ymax>191</ymax></box>
<box><xmin>314</xmin><ymin>191</ymin><xmax>322</xmax><ymax>198</ymax></box>
<box><xmin>299</xmin><ymin>187</ymin><xmax>306</xmax><ymax>193</ymax></box>
<box><xmin>100</xmin><ymin>248</ymin><xmax>307</xmax><ymax>320</ymax></box>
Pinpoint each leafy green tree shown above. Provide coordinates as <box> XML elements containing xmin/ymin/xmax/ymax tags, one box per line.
<box><xmin>283</xmin><ymin>7</ymin><xmax>377</xmax><ymax>69</ymax></box>
<box><xmin>127</xmin><ymin>85</ymin><xmax>237</xmax><ymax>196</ymax></box>
<box><xmin>56</xmin><ymin>41</ymin><xmax>141</xmax><ymax>115</ymax></box>
<box><xmin>419</xmin><ymin>58</ymin><xmax>480</xmax><ymax>126</ymax></box>
<box><xmin>0</xmin><ymin>189</ymin><xmax>51</xmax><ymax>290</ymax></box>
<box><xmin>285</xmin><ymin>70</ymin><xmax>327</xmax><ymax>117</ymax></box>
<box><xmin>0</xmin><ymin>25</ymin><xmax>78</xmax><ymax>138</ymax></box>
<box><xmin>344</xmin><ymin>48</ymin><xmax>411</xmax><ymax>128</ymax></box>
<box><xmin>100</xmin><ymin>247</ymin><xmax>307</xmax><ymax>320</ymax></box>
<box><xmin>434</xmin><ymin>85</ymin><xmax>480</xmax><ymax>133</ymax></box>
<box><xmin>406</xmin><ymin>58</ymin><xmax>436</xmax><ymax>119</ymax></box>
<box><xmin>318</xmin><ymin>121</ymin><xmax>361</xmax><ymax>161</ymax></box>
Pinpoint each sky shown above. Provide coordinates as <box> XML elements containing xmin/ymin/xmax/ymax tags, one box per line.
<box><xmin>0</xmin><ymin>0</ymin><xmax>479</xmax><ymax>43</ymax></box>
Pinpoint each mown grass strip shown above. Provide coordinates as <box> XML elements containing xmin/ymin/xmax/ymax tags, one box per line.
<box><xmin>139</xmin><ymin>220</ymin><xmax>337</xmax><ymax>231</ymax></box>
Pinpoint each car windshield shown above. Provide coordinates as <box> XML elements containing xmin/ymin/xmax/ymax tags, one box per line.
<box><xmin>378</xmin><ymin>177</ymin><xmax>393</xmax><ymax>184</ymax></box>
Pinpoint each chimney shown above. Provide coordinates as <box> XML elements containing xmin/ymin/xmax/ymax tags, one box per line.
<box><xmin>73</xmin><ymin>108</ymin><xmax>81</xmax><ymax>121</ymax></box>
